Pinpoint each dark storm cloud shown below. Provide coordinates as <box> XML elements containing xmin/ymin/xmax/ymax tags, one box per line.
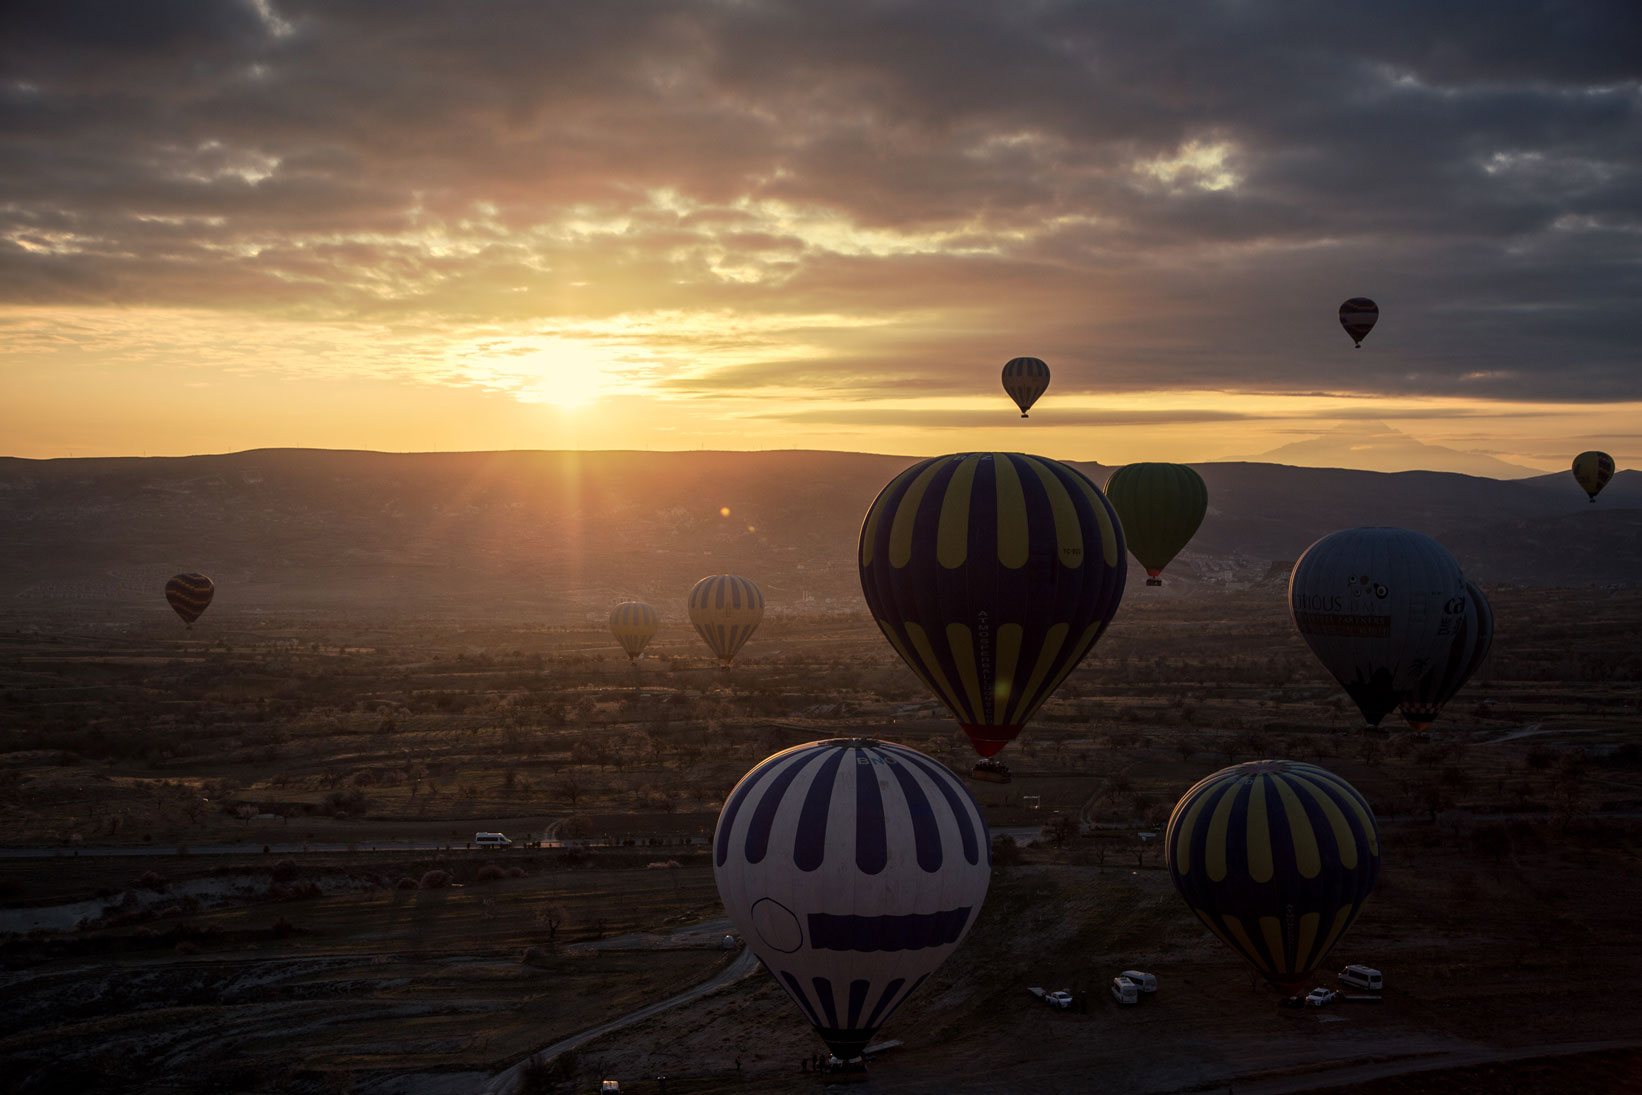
<box><xmin>1</xmin><ymin>0</ymin><xmax>1638</xmax><ymax>400</ymax></box>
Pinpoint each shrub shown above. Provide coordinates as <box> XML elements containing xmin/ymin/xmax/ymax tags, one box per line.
<box><xmin>475</xmin><ymin>864</ymin><xmax>506</xmax><ymax>882</ymax></box>
<box><xmin>419</xmin><ymin>870</ymin><xmax>451</xmax><ymax>890</ymax></box>
<box><xmin>506</xmin><ymin>866</ymin><xmax>526</xmax><ymax>878</ymax></box>
<box><xmin>270</xmin><ymin>858</ymin><xmax>299</xmax><ymax>881</ymax></box>
<box><xmin>396</xmin><ymin>877</ymin><xmax>418</xmax><ymax>890</ymax></box>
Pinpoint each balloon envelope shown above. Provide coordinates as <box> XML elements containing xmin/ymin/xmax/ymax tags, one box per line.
<box><xmin>1338</xmin><ymin>298</ymin><xmax>1378</xmax><ymax>346</ymax></box>
<box><xmin>608</xmin><ymin>601</ymin><xmax>659</xmax><ymax>662</ymax></box>
<box><xmin>1399</xmin><ymin>580</ymin><xmax>1493</xmax><ymax>731</ymax></box>
<box><xmin>1103</xmin><ymin>463</ymin><xmax>1208</xmax><ymax>585</ymax></box>
<box><xmin>1289</xmin><ymin>527</ymin><xmax>1466</xmax><ymax>727</ymax></box>
<box><xmin>1571</xmin><ymin>450</ymin><xmax>1615</xmax><ymax>502</ymax></box>
<box><xmin>1000</xmin><ymin>357</ymin><xmax>1050</xmax><ymax>417</ymax></box>
<box><xmin>1166</xmin><ymin>759</ymin><xmax>1379</xmax><ymax>993</ymax></box>
<box><xmin>714</xmin><ymin>738</ymin><xmax>990</xmax><ymax>1058</ymax></box>
<box><xmin>164</xmin><ymin>573</ymin><xmax>214</xmax><ymax>624</ymax></box>
<box><xmin>687</xmin><ymin>575</ymin><xmax>764</xmax><ymax>666</ymax></box>
<box><xmin>858</xmin><ymin>453</ymin><xmax>1126</xmax><ymax>758</ymax></box>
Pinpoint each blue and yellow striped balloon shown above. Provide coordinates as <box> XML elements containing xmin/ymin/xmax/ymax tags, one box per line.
<box><xmin>1166</xmin><ymin>760</ymin><xmax>1379</xmax><ymax>992</ymax></box>
<box><xmin>608</xmin><ymin>600</ymin><xmax>660</xmax><ymax>662</ymax></box>
<box><xmin>1001</xmin><ymin>357</ymin><xmax>1050</xmax><ymax>417</ymax></box>
<box><xmin>687</xmin><ymin>574</ymin><xmax>764</xmax><ymax>667</ymax></box>
<box><xmin>858</xmin><ymin>453</ymin><xmax>1126</xmax><ymax>759</ymax></box>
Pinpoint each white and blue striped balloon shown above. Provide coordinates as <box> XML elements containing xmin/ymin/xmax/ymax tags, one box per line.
<box><xmin>714</xmin><ymin>739</ymin><xmax>991</xmax><ymax>1059</ymax></box>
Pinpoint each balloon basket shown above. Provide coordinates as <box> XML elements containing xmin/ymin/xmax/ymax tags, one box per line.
<box><xmin>1145</xmin><ymin>578</ymin><xmax>1162</xmax><ymax>587</ymax></box>
<box><xmin>970</xmin><ymin>760</ymin><xmax>1012</xmax><ymax>784</ymax></box>
<box><xmin>820</xmin><ymin>1058</ymin><xmax>869</xmax><ymax>1084</ymax></box>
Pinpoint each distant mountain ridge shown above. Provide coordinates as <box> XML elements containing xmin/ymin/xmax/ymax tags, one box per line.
<box><xmin>1</xmin><ymin>448</ymin><xmax>1636</xmax><ymax>620</ymax></box>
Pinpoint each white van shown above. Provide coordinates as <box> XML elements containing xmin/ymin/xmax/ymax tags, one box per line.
<box><xmin>473</xmin><ymin>832</ymin><xmax>512</xmax><ymax>847</ymax></box>
<box><xmin>1338</xmin><ymin>964</ymin><xmax>1382</xmax><ymax>991</ymax></box>
<box><xmin>1120</xmin><ymin>970</ymin><xmax>1157</xmax><ymax>993</ymax></box>
<box><xmin>1110</xmin><ymin>977</ymin><xmax>1138</xmax><ymax>1005</ymax></box>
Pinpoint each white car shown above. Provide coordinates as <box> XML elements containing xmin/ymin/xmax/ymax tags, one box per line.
<box><xmin>1045</xmin><ymin>990</ymin><xmax>1074</xmax><ymax>1009</ymax></box>
<box><xmin>1305</xmin><ymin>987</ymin><xmax>1338</xmax><ymax>1007</ymax></box>
<box><xmin>1120</xmin><ymin>970</ymin><xmax>1156</xmax><ymax>993</ymax></box>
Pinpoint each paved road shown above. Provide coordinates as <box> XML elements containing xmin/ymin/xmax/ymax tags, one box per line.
<box><xmin>481</xmin><ymin>946</ymin><xmax>759</xmax><ymax>1095</ymax></box>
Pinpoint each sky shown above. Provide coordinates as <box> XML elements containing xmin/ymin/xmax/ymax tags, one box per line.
<box><xmin>2</xmin><ymin>1</ymin><xmax>1639</xmax><ymax>475</ymax></box>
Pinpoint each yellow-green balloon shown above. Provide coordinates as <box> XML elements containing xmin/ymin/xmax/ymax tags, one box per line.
<box><xmin>1103</xmin><ymin>463</ymin><xmax>1208</xmax><ymax>586</ymax></box>
<box><xmin>1571</xmin><ymin>450</ymin><xmax>1615</xmax><ymax>503</ymax></box>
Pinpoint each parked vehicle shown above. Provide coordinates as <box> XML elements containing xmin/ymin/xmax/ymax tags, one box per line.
<box><xmin>601</xmin><ymin>1082</ymin><xmax>620</xmax><ymax>1094</ymax></box>
<box><xmin>1338</xmin><ymin>964</ymin><xmax>1383</xmax><ymax>991</ymax></box>
<box><xmin>1045</xmin><ymin>990</ymin><xmax>1074</xmax><ymax>1009</ymax></box>
<box><xmin>1305</xmin><ymin>987</ymin><xmax>1338</xmax><ymax>1007</ymax></box>
<box><xmin>1120</xmin><ymin>970</ymin><xmax>1156</xmax><ymax>993</ymax></box>
<box><xmin>1027</xmin><ymin>986</ymin><xmax>1047</xmax><ymax>1000</ymax></box>
<box><xmin>1111</xmin><ymin>977</ymin><xmax>1139</xmax><ymax>1005</ymax></box>
<box><xmin>473</xmin><ymin>832</ymin><xmax>512</xmax><ymax>847</ymax></box>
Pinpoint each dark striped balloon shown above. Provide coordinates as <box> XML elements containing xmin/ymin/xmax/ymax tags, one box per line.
<box><xmin>608</xmin><ymin>600</ymin><xmax>659</xmax><ymax>662</ymax></box>
<box><xmin>714</xmin><ymin>738</ymin><xmax>990</xmax><ymax>1059</ymax></box>
<box><xmin>687</xmin><ymin>574</ymin><xmax>764</xmax><ymax>667</ymax></box>
<box><xmin>164</xmin><ymin>573</ymin><xmax>214</xmax><ymax>625</ymax></box>
<box><xmin>1338</xmin><ymin>297</ymin><xmax>1379</xmax><ymax>347</ymax></box>
<box><xmin>1571</xmin><ymin>450</ymin><xmax>1615</xmax><ymax>503</ymax></box>
<box><xmin>1400</xmin><ymin>580</ymin><xmax>1492</xmax><ymax>731</ymax></box>
<box><xmin>1001</xmin><ymin>357</ymin><xmax>1050</xmax><ymax>417</ymax></box>
<box><xmin>1166</xmin><ymin>760</ymin><xmax>1379</xmax><ymax>993</ymax></box>
<box><xmin>859</xmin><ymin>453</ymin><xmax>1126</xmax><ymax>759</ymax></box>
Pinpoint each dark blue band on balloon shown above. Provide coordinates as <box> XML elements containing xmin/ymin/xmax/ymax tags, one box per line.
<box><xmin>845</xmin><ymin>978</ymin><xmax>871</xmax><ymax>1031</ymax></box>
<box><xmin>806</xmin><ymin>907</ymin><xmax>972</xmax><ymax>952</ymax></box>
<box><xmin>794</xmin><ymin>748</ymin><xmax>845</xmax><ymax>872</ymax></box>
<box><xmin>743</xmin><ymin>751</ymin><xmax>816</xmax><ymax>865</ymax></box>
<box><xmin>863</xmin><ymin>977</ymin><xmax>906</xmax><ymax>1031</ymax></box>
<box><xmin>780</xmin><ymin>969</ymin><xmax>822</xmax><ymax>1028</ymax></box>
<box><xmin>813</xmin><ymin>975</ymin><xmax>839</xmax><ymax>1029</ymax></box>
<box><xmin>884</xmin><ymin>751</ymin><xmax>943</xmax><ymax>872</ymax></box>
<box><xmin>854</xmin><ymin>752</ymin><xmax>887</xmax><ymax>874</ymax></box>
<box><xmin>887</xmin><ymin>745</ymin><xmax>980</xmax><ymax>866</ymax></box>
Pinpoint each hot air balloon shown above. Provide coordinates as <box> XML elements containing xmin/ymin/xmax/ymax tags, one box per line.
<box><xmin>1338</xmin><ymin>298</ymin><xmax>1378</xmax><ymax>347</ymax></box>
<box><xmin>608</xmin><ymin>601</ymin><xmax>659</xmax><ymax>663</ymax></box>
<box><xmin>859</xmin><ymin>453</ymin><xmax>1126</xmax><ymax>779</ymax></box>
<box><xmin>688</xmin><ymin>574</ymin><xmax>764</xmax><ymax>667</ymax></box>
<box><xmin>715</xmin><ymin>738</ymin><xmax>990</xmax><ymax>1064</ymax></box>
<box><xmin>1001</xmin><ymin>357</ymin><xmax>1050</xmax><ymax>418</ymax></box>
<box><xmin>1103</xmin><ymin>463</ymin><xmax>1208</xmax><ymax>586</ymax></box>
<box><xmin>1166</xmin><ymin>760</ymin><xmax>1379</xmax><ymax>993</ymax></box>
<box><xmin>1399</xmin><ymin>580</ymin><xmax>1493</xmax><ymax>732</ymax></box>
<box><xmin>164</xmin><ymin>573</ymin><xmax>214</xmax><ymax>626</ymax></box>
<box><xmin>1571</xmin><ymin>450</ymin><xmax>1615</xmax><ymax>503</ymax></box>
<box><xmin>1289</xmin><ymin>527</ymin><xmax>1466</xmax><ymax>728</ymax></box>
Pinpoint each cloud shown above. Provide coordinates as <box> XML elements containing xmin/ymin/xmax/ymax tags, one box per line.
<box><xmin>1</xmin><ymin>0</ymin><xmax>1638</xmax><ymax>404</ymax></box>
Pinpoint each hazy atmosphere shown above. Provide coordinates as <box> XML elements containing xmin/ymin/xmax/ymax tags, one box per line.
<box><xmin>3</xmin><ymin>5</ymin><xmax>1641</xmax><ymax>1095</ymax></box>
<box><xmin>4</xmin><ymin>1</ymin><xmax>1640</xmax><ymax>469</ymax></box>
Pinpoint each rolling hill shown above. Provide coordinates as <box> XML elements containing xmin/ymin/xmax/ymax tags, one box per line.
<box><xmin>1</xmin><ymin>449</ymin><xmax>1635</xmax><ymax>621</ymax></box>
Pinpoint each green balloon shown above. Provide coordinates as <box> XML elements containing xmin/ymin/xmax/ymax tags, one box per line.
<box><xmin>1103</xmin><ymin>463</ymin><xmax>1208</xmax><ymax>586</ymax></box>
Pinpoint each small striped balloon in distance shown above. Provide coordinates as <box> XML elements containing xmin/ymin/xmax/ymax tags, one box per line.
<box><xmin>1166</xmin><ymin>759</ymin><xmax>1380</xmax><ymax>994</ymax></box>
<box><xmin>1103</xmin><ymin>462</ymin><xmax>1208</xmax><ymax>586</ymax></box>
<box><xmin>1338</xmin><ymin>297</ymin><xmax>1378</xmax><ymax>347</ymax></box>
<box><xmin>1399</xmin><ymin>580</ymin><xmax>1493</xmax><ymax>732</ymax></box>
<box><xmin>1571</xmin><ymin>450</ymin><xmax>1615</xmax><ymax>503</ymax></box>
<box><xmin>164</xmin><ymin>573</ymin><xmax>214</xmax><ymax>626</ymax></box>
<box><xmin>1288</xmin><ymin>527</ymin><xmax>1467</xmax><ymax>728</ymax></box>
<box><xmin>714</xmin><ymin>738</ymin><xmax>991</xmax><ymax>1060</ymax></box>
<box><xmin>608</xmin><ymin>600</ymin><xmax>659</xmax><ymax>663</ymax></box>
<box><xmin>687</xmin><ymin>574</ymin><xmax>764</xmax><ymax>668</ymax></box>
<box><xmin>859</xmin><ymin>452</ymin><xmax>1127</xmax><ymax>760</ymax></box>
<box><xmin>1000</xmin><ymin>356</ymin><xmax>1050</xmax><ymax>417</ymax></box>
